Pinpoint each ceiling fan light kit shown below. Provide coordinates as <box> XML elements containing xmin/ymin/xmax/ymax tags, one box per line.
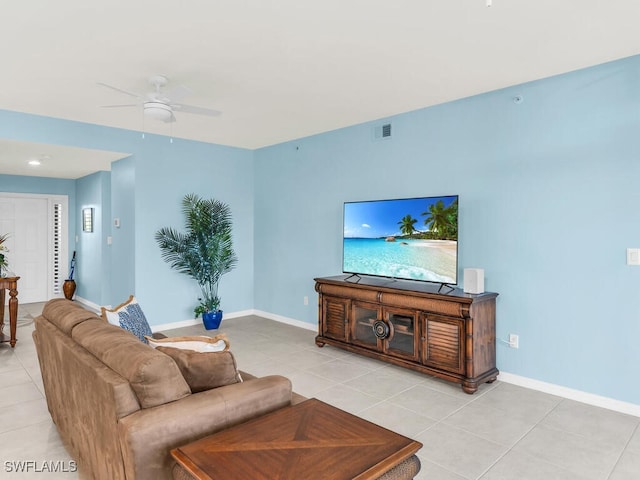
<box><xmin>144</xmin><ymin>102</ymin><xmax>174</xmax><ymax>122</ymax></box>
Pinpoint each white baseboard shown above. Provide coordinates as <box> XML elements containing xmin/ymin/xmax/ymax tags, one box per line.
<box><xmin>73</xmin><ymin>296</ymin><xmax>101</xmax><ymax>313</ymax></box>
<box><xmin>154</xmin><ymin>309</ymin><xmax>316</xmax><ymax>333</ymax></box>
<box><xmin>251</xmin><ymin>309</ymin><xmax>316</xmax><ymax>331</ymax></box>
<box><xmin>498</xmin><ymin>372</ymin><xmax>640</xmax><ymax>418</ymax></box>
<box><xmin>71</xmin><ymin>298</ymin><xmax>260</xmax><ymax>332</ymax></box>
<box><xmin>152</xmin><ymin>318</ymin><xmax>201</xmax><ymax>331</ymax></box>
<box><xmin>151</xmin><ymin>309</ymin><xmax>261</xmax><ymax>332</ymax></box>
<box><xmin>247</xmin><ymin>313</ymin><xmax>640</xmax><ymax>417</ymax></box>
<box><xmin>225</xmin><ymin>309</ymin><xmax>257</xmax><ymax>320</ymax></box>
<box><xmin>147</xmin><ymin>307</ymin><xmax>640</xmax><ymax>418</ymax></box>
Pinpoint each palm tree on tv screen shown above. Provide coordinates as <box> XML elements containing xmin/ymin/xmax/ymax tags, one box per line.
<box><xmin>397</xmin><ymin>215</ymin><xmax>418</xmax><ymax>236</ymax></box>
<box><xmin>422</xmin><ymin>199</ymin><xmax>458</xmax><ymax>240</ymax></box>
<box><xmin>442</xmin><ymin>198</ymin><xmax>458</xmax><ymax>239</ymax></box>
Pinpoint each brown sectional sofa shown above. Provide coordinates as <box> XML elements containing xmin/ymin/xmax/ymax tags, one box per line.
<box><xmin>33</xmin><ymin>299</ymin><xmax>295</xmax><ymax>480</ymax></box>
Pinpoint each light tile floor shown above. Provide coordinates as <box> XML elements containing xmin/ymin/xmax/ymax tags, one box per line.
<box><xmin>1</xmin><ymin>302</ymin><xmax>639</xmax><ymax>480</ymax></box>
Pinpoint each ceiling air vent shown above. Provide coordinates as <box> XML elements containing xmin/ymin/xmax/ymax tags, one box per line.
<box><xmin>373</xmin><ymin>122</ymin><xmax>392</xmax><ymax>141</ymax></box>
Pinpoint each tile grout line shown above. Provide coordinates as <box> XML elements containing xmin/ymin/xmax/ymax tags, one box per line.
<box><xmin>382</xmin><ymin>382</ymin><xmax>508</xmax><ymax>479</ymax></box>
<box><xmin>606</xmin><ymin>421</ymin><xmax>640</xmax><ymax>480</ymax></box>
<box><xmin>14</xmin><ymin>307</ymin><xmax>638</xmax><ymax>480</ymax></box>
<box><xmin>470</xmin><ymin>397</ymin><xmax>565</xmax><ymax>479</ymax></box>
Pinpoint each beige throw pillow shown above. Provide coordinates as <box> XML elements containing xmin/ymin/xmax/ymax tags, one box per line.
<box><xmin>157</xmin><ymin>346</ymin><xmax>243</xmax><ymax>393</ymax></box>
<box><xmin>145</xmin><ymin>334</ymin><xmax>230</xmax><ymax>352</ymax></box>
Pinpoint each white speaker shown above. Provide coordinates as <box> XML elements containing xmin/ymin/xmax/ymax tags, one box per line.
<box><xmin>463</xmin><ymin>268</ymin><xmax>484</xmax><ymax>294</ymax></box>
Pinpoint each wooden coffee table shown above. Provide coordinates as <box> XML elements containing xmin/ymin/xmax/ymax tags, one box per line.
<box><xmin>171</xmin><ymin>398</ymin><xmax>422</xmax><ymax>480</ymax></box>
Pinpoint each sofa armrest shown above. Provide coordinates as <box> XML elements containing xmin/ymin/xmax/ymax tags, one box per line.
<box><xmin>117</xmin><ymin>375</ymin><xmax>292</xmax><ymax>480</ymax></box>
<box><xmin>240</xmin><ymin>370</ymin><xmax>307</xmax><ymax>405</ymax></box>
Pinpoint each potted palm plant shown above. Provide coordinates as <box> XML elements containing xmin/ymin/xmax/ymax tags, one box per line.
<box><xmin>155</xmin><ymin>194</ymin><xmax>238</xmax><ymax>330</ymax></box>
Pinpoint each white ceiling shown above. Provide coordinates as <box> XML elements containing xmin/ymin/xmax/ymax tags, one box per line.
<box><xmin>1</xmin><ymin>0</ymin><xmax>639</xmax><ymax>179</ymax></box>
<box><xmin>0</xmin><ymin>140</ymin><xmax>129</xmax><ymax>180</ymax></box>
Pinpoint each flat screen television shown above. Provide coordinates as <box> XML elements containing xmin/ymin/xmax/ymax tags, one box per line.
<box><xmin>343</xmin><ymin>195</ymin><xmax>458</xmax><ymax>285</ymax></box>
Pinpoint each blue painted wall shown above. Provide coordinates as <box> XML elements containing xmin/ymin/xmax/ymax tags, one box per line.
<box><xmin>132</xmin><ymin>137</ymin><xmax>254</xmax><ymax>324</ymax></box>
<box><xmin>76</xmin><ymin>171</ymin><xmax>111</xmax><ymax>304</ymax></box>
<box><xmin>0</xmin><ymin>112</ymin><xmax>255</xmax><ymax>324</ymax></box>
<box><xmin>254</xmin><ymin>55</ymin><xmax>640</xmax><ymax>405</ymax></box>
<box><xmin>110</xmin><ymin>156</ymin><xmax>135</xmax><ymax>304</ymax></box>
<box><xmin>1</xmin><ymin>54</ymin><xmax>639</xmax><ymax>405</ymax></box>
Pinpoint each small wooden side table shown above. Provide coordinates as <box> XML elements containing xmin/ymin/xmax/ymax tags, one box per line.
<box><xmin>0</xmin><ymin>276</ymin><xmax>19</xmax><ymax>348</ymax></box>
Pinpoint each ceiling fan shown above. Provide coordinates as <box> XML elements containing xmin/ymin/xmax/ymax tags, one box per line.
<box><xmin>98</xmin><ymin>75</ymin><xmax>221</xmax><ymax>123</ymax></box>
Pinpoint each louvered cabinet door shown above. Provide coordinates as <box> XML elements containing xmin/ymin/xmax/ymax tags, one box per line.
<box><xmin>321</xmin><ymin>296</ymin><xmax>350</xmax><ymax>341</ymax></box>
<box><xmin>422</xmin><ymin>314</ymin><xmax>464</xmax><ymax>375</ymax></box>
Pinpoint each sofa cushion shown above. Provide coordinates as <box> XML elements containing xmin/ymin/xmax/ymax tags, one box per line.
<box><xmin>42</xmin><ymin>298</ymin><xmax>100</xmax><ymax>335</ymax></box>
<box><xmin>156</xmin><ymin>347</ymin><xmax>242</xmax><ymax>393</ymax></box>
<box><xmin>101</xmin><ymin>295</ymin><xmax>153</xmax><ymax>343</ymax></box>
<box><xmin>72</xmin><ymin>319</ymin><xmax>190</xmax><ymax>408</ymax></box>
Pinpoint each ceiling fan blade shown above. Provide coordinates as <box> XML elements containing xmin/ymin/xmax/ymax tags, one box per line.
<box><xmin>172</xmin><ymin>103</ymin><xmax>222</xmax><ymax>117</ymax></box>
<box><xmin>97</xmin><ymin>82</ymin><xmax>145</xmax><ymax>99</ymax></box>
<box><xmin>164</xmin><ymin>84</ymin><xmax>191</xmax><ymax>104</ymax></box>
<box><xmin>100</xmin><ymin>104</ymin><xmax>139</xmax><ymax>108</ymax></box>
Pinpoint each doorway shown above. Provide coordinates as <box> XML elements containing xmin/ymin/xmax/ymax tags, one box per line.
<box><xmin>0</xmin><ymin>193</ymin><xmax>68</xmax><ymax>304</ymax></box>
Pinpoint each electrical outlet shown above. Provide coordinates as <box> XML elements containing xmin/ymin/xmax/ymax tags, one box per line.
<box><xmin>509</xmin><ymin>334</ymin><xmax>519</xmax><ymax>349</ymax></box>
<box><xmin>303</xmin><ymin>296</ymin><xmax>309</xmax><ymax>306</ymax></box>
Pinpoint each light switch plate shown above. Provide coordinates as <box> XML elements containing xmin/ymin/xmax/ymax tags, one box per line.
<box><xmin>627</xmin><ymin>248</ymin><xmax>640</xmax><ymax>266</ymax></box>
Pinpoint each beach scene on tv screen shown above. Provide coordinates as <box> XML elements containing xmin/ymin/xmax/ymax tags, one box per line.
<box><xmin>343</xmin><ymin>196</ymin><xmax>458</xmax><ymax>283</ymax></box>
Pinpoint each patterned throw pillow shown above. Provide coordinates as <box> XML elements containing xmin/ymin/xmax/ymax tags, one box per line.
<box><xmin>101</xmin><ymin>295</ymin><xmax>153</xmax><ymax>343</ymax></box>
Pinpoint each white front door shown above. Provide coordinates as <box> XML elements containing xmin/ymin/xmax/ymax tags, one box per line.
<box><xmin>0</xmin><ymin>193</ymin><xmax>68</xmax><ymax>304</ymax></box>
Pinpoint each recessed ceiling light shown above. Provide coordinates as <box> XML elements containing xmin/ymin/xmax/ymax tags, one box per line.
<box><xmin>28</xmin><ymin>159</ymin><xmax>42</xmax><ymax>166</ymax></box>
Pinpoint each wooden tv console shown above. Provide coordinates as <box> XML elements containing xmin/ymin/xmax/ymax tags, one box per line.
<box><xmin>314</xmin><ymin>275</ymin><xmax>499</xmax><ymax>394</ymax></box>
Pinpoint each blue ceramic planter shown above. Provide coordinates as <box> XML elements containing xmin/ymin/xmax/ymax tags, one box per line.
<box><xmin>202</xmin><ymin>310</ymin><xmax>223</xmax><ymax>330</ymax></box>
